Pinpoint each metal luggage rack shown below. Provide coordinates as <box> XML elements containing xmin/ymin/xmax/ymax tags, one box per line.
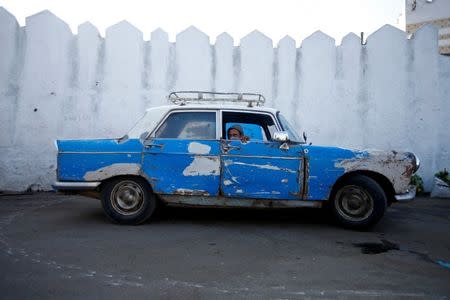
<box><xmin>168</xmin><ymin>91</ymin><xmax>266</xmax><ymax>107</ymax></box>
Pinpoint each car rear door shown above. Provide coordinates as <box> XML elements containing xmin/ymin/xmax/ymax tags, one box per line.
<box><xmin>142</xmin><ymin>110</ymin><xmax>221</xmax><ymax>196</ymax></box>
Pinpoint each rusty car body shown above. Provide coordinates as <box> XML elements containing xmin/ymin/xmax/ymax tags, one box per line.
<box><xmin>53</xmin><ymin>91</ymin><xmax>420</xmax><ymax>229</ymax></box>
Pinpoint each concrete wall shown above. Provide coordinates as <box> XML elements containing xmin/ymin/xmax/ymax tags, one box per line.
<box><xmin>0</xmin><ymin>7</ymin><xmax>449</xmax><ymax>192</ymax></box>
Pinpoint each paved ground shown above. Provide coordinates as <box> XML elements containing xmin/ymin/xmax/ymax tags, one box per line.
<box><xmin>0</xmin><ymin>193</ymin><xmax>449</xmax><ymax>299</ymax></box>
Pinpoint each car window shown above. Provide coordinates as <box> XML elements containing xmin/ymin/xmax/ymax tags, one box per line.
<box><xmin>278</xmin><ymin>113</ymin><xmax>302</xmax><ymax>142</ymax></box>
<box><xmin>226</xmin><ymin>123</ymin><xmax>266</xmax><ymax>140</ymax></box>
<box><xmin>222</xmin><ymin>111</ymin><xmax>277</xmax><ymax>141</ymax></box>
<box><xmin>155</xmin><ymin>112</ymin><xmax>216</xmax><ymax>139</ymax></box>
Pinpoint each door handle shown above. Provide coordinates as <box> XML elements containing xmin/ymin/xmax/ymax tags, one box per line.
<box><xmin>145</xmin><ymin>143</ymin><xmax>163</xmax><ymax>149</ymax></box>
<box><xmin>223</xmin><ymin>145</ymin><xmax>241</xmax><ymax>151</ymax></box>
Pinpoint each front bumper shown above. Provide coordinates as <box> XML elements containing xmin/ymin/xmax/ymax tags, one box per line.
<box><xmin>52</xmin><ymin>181</ymin><xmax>101</xmax><ymax>191</ymax></box>
<box><xmin>394</xmin><ymin>185</ymin><xmax>416</xmax><ymax>202</ymax></box>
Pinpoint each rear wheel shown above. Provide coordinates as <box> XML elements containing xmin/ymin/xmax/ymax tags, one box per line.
<box><xmin>331</xmin><ymin>175</ymin><xmax>386</xmax><ymax>230</ymax></box>
<box><xmin>101</xmin><ymin>177</ymin><xmax>156</xmax><ymax>225</ymax></box>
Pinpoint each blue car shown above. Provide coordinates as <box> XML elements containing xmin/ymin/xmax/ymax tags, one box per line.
<box><xmin>53</xmin><ymin>91</ymin><xmax>419</xmax><ymax>229</ymax></box>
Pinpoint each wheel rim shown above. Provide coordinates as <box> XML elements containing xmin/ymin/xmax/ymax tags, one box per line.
<box><xmin>335</xmin><ymin>185</ymin><xmax>374</xmax><ymax>222</ymax></box>
<box><xmin>110</xmin><ymin>180</ymin><xmax>145</xmax><ymax>215</ymax></box>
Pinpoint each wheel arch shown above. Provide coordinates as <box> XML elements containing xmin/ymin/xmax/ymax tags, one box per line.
<box><xmin>98</xmin><ymin>175</ymin><xmax>155</xmax><ymax>193</ymax></box>
<box><xmin>74</xmin><ymin>175</ymin><xmax>156</xmax><ymax>201</ymax></box>
<box><xmin>329</xmin><ymin>170</ymin><xmax>396</xmax><ymax>204</ymax></box>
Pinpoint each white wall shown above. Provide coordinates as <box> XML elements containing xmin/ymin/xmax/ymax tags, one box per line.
<box><xmin>0</xmin><ymin>7</ymin><xmax>449</xmax><ymax>192</ymax></box>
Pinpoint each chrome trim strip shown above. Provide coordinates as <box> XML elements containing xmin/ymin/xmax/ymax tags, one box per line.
<box><xmin>394</xmin><ymin>185</ymin><xmax>416</xmax><ymax>202</ymax></box>
<box><xmin>58</xmin><ymin>152</ymin><xmax>142</xmax><ymax>154</ymax></box>
<box><xmin>414</xmin><ymin>153</ymin><xmax>421</xmax><ymax>172</ymax></box>
<box><xmin>52</xmin><ymin>181</ymin><xmax>101</xmax><ymax>190</ymax></box>
<box><xmin>217</xmin><ymin>109</ymin><xmax>222</xmax><ymax>140</ymax></box>
<box><xmin>222</xmin><ymin>154</ymin><xmax>300</xmax><ymax>160</ymax></box>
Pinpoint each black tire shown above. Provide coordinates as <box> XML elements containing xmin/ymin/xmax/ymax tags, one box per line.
<box><xmin>101</xmin><ymin>177</ymin><xmax>157</xmax><ymax>225</ymax></box>
<box><xmin>330</xmin><ymin>175</ymin><xmax>387</xmax><ymax>230</ymax></box>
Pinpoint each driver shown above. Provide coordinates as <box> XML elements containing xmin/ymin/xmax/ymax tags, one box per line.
<box><xmin>227</xmin><ymin>125</ymin><xmax>250</xmax><ymax>142</ymax></box>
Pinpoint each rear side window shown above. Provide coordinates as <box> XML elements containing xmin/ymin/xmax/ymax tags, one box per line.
<box><xmin>155</xmin><ymin>112</ymin><xmax>216</xmax><ymax>139</ymax></box>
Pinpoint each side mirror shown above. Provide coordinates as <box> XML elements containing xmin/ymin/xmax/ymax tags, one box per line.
<box><xmin>303</xmin><ymin>131</ymin><xmax>307</xmax><ymax>143</ymax></box>
<box><xmin>273</xmin><ymin>131</ymin><xmax>290</xmax><ymax>142</ymax></box>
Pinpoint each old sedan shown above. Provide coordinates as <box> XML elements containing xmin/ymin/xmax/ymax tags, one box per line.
<box><xmin>53</xmin><ymin>91</ymin><xmax>419</xmax><ymax>229</ymax></box>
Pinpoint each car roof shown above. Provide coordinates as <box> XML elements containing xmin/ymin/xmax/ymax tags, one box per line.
<box><xmin>145</xmin><ymin>104</ymin><xmax>279</xmax><ymax>115</ymax></box>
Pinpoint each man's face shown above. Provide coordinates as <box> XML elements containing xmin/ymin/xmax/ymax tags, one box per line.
<box><xmin>228</xmin><ymin>129</ymin><xmax>242</xmax><ymax>140</ymax></box>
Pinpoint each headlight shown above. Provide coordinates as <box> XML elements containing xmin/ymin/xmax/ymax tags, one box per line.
<box><xmin>414</xmin><ymin>153</ymin><xmax>420</xmax><ymax>172</ymax></box>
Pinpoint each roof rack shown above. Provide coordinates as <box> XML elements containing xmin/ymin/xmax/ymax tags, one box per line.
<box><xmin>168</xmin><ymin>91</ymin><xmax>265</xmax><ymax>107</ymax></box>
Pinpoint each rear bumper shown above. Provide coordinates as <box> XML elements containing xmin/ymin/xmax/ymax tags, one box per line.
<box><xmin>52</xmin><ymin>181</ymin><xmax>101</xmax><ymax>191</ymax></box>
<box><xmin>394</xmin><ymin>185</ymin><xmax>416</xmax><ymax>202</ymax></box>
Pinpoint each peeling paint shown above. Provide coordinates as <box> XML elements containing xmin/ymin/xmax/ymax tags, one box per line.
<box><xmin>182</xmin><ymin>156</ymin><xmax>219</xmax><ymax>176</ymax></box>
<box><xmin>187</xmin><ymin>142</ymin><xmax>211</xmax><ymax>154</ymax></box>
<box><xmin>223</xmin><ymin>160</ymin><xmax>296</xmax><ymax>173</ymax></box>
<box><xmin>83</xmin><ymin>163</ymin><xmax>141</xmax><ymax>181</ymax></box>
<box><xmin>281</xmin><ymin>178</ymin><xmax>288</xmax><ymax>183</ymax></box>
<box><xmin>221</xmin><ymin>141</ymin><xmax>302</xmax><ymax>199</ymax></box>
<box><xmin>142</xmin><ymin>139</ymin><xmax>220</xmax><ymax>196</ymax></box>
<box><xmin>334</xmin><ymin>150</ymin><xmax>415</xmax><ymax>193</ymax></box>
<box><xmin>223</xmin><ymin>180</ymin><xmax>233</xmax><ymax>186</ymax></box>
<box><xmin>174</xmin><ymin>188</ymin><xmax>210</xmax><ymax>196</ymax></box>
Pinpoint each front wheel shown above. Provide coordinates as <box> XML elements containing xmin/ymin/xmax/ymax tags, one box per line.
<box><xmin>101</xmin><ymin>177</ymin><xmax>157</xmax><ymax>225</ymax></box>
<box><xmin>330</xmin><ymin>175</ymin><xmax>387</xmax><ymax>230</ymax></box>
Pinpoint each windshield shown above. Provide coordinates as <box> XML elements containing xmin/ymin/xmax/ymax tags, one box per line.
<box><xmin>127</xmin><ymin>106</ymin><xmax>172</xmax><ymax>139</ymax></box>
<box><xmin>127</xmin><ymin>111</ymin><xmax>149</xmax><ymax>138</ymax></box>
<box><xmin>278</xmin><ymin>113</ymin><xmax>303</xmax><ymax>143</ymax></box>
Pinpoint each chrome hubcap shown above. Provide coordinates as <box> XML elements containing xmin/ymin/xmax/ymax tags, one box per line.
<box><xmin>110</xmin><ymin>181</ymin><xmax>144</xmax><ymax>215</ymax></box>
<box><xmin>335</xmin><ymin>185</ymin><xmax>374</xmax><ymax>222</ymax></box>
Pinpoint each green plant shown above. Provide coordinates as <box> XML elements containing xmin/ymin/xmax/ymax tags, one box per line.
<box><xmin>410</xmin><ymin>174</ymin><xmax>424</xmax><ymax>194</ymax></box>
<box><xmin>435</xmin><ymin>168</ymin><xmax>450</xmax><ymax>185</ymax></box>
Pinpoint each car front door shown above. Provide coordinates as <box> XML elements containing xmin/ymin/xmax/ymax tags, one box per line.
<box><xmin>220</xmin><ymin>111</ymin><xmax>304</xmax><ymax>200</ymax></box>
<box><xmin>142</xmin><ymin>110</ymin><xmax>220</xmax><ymax>196</ymax></box>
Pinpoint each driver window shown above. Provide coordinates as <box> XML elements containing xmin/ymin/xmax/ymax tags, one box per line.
<box><xmin>226</xmin><ymin>123</ymin><xmax>266</xmax><ymax>140</ymax></box>
<box><xmin>155</xmin><ymin>112</ymin><xmax>216</xmax><ymax>139</ymax></box>
<box><xmin>222</xmin><ymin>111</ymin><xmax>277</xmax><ymax>141</ymax></box>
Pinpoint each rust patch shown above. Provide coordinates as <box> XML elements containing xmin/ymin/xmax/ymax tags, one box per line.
<box><xmin>159</xmin><ymin>195</ymin><xmax>323</xmax><ymax>208</ymax></box>
<box><xmin>302</xmin><ymin>155</ymin><xmax>310</xmax><ymax>199</ymax></box>
<box><xmin>174</xmin><ymin>188</ymin><xmax>210</xmax><ymax>196</ymax></box>
<box><xmin>402</xmin><ymin>164</ymin><xmax>415</xmax><ymax>177</ymax></box>
<box><xmin>117</xmin><ymin>135</ymin><xmax>129</xmax><ymax>144</ymax></box>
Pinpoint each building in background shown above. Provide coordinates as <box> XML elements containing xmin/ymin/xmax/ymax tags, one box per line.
<box><xmin>405</xmin><ymin>0</ymin><xmax>450</xmax><ymax>55</ymax></box>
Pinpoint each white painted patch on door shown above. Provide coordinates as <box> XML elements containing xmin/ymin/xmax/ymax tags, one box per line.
<box><xmin>187</xmin><ymin>142</ymin><xmax>211</xmax><ymax>154</ymax></box>
<box><xmin>183</xmin><ymin>156</ymin><xmax>219</xmax><ymax>176</ymax></box>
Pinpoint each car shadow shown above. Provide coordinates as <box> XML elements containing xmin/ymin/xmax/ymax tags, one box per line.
<box><xmin>153</xmin><ymin>206</ymin><xmax>334</xmax><ymax>227</ymax></box>
<box><xmin>76</xmin><ymin>198</ymin><xmax>391</xmax><ymax>232</ymax></box>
